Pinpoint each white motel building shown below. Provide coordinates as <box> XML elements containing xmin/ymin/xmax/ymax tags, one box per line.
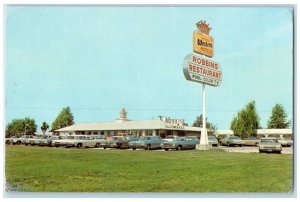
<box><xmin>56</xmin><ymin>108</ymin><xmax>201</xmax><ymax>138</ymax></box>
<box><xmin>56</xmin><ymin>108</ymin><xmax>293</xmax><ymax>139</ymax></box>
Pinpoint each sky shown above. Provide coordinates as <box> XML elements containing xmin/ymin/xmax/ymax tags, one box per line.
<box><xmin>4</xmin><ymin>6</ymin><xmax>294</xmax><ymax>130</ymax></box>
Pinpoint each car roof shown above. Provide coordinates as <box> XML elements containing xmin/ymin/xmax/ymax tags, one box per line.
<box><xmin>260</xmin><ymin>137</ymin><xmax>278</xmax><ymax>140</ymax></box>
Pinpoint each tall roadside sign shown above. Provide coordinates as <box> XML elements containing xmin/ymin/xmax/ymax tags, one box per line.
<box><xmin>182</xmin><ymin>21</ymin><xmax>222</xmax><ymax>150</ymax></box>
<box><xmin>183</xmin><ymin>53</ymin><xmax>222</xmax><ymax>86</ymax></box>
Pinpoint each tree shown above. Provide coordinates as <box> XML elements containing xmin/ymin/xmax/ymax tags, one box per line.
<box><xmin>6</xmin><ymin>117</ymin><xmax>37</xmax><ymax>137</ymax></box>
<box><xmin>267</xmin><ymin>104</ymin><xmax>291</xmax><ymax>129</ymax></box>
<box><xmin>192</xmin><ymin>114</ymin><xmax>218</xmax><ymax>132</ymax></box>
<box><xmin>41</xmin><ymin>122</ymin><xmax>49</xmax><ymax>135</ymax></box>
<box><xmin>230</xmin><ymin>101</ymin><xmax>261</xmax><ymax>139</ymax></box>
<box><xmin>51</xmin><ymin>106</ymin><xmax>74</xmax><ymax>131</ymax></box>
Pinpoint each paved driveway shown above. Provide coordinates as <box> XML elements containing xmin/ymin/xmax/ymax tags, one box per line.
<box><xmin>216</xmin><ymin>146</ymin><xmax>293</xmax><ymax>154</ymax></box>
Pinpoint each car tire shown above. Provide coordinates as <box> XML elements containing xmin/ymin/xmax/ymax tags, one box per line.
<box><xmin>240</xmin><ymin>144</ymin><xmax>242</xmax><ymax>147</ymax></box>
<box><xmin>176</xmin><ymin>145</ymin><xmax>182</xmax><ymax>151</ymax></box>
<box><xmin>146</xmin><ymin>144</ymin><xmax>151</xmax><ymax>150</ymax></box>
<box><xmin>278</xmin><ymin>151</ymin><xmax>282</xmax><ymax>154</ymax></box>
<box><xmin>164</xmin><ymin>148</ymin><xmax>169</xmax><ymax>151</ymax></box>
<box><xmin>132</xmin><ymin>147</ymin><xmax>136</xmax><ymax>150</ymax></box>
<box><xmin>95</xmin><ymin>143</ymin><xmax>100</xmax><ymax>148</ymax></box>
<box><xmin>77</xmin><ymin>143</ymin><xmax>82</xmax><ymax>148</ymax></box>
<box><xmin>16</xmin><ymin>141</ymin><xmax>21</xmax><ymax>145</ymax></box>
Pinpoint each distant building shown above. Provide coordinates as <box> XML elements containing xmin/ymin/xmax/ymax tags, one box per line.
<box><xmin>215</xmin><ymin>129</ymin><xmax>293</xmax><ymax>139</ymax></box>
<box><xmin>56</xmin><ymin>108</ymin><xmax>203</xmax><ymax>138</ymax></box>
<box><xmin>56</xmin><ymin>108</ymin><xmax>293</xmax><ymax>139</ymax></box>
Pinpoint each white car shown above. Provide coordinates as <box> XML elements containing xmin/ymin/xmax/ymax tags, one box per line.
<box><xmin>65</xmin><ymin>135</ymin><xmax>100</xmax><ymax>148</ymax></box>
<box><xmin>259</xmin><ymin>138</ymin><xmax>282</xmax><ymax>154</ymax></box>
<box><xmin>12</xmin><ymin>135</ymin><xmax>34</xmax><ymax>145</ymax></box>
<box><xmin>277</xmin><ymin>137</ymin><xmax>292</xmax><ymax>147</ymax></box>
<box><xmin>277</xmin><ymin>137</ymin><xmax>289</xmax><ymax>147</ymax></box>
<box><xmin>52</xmin><ymin>136</ymin><xmax>71</xmax><ymax>147</ymax></box>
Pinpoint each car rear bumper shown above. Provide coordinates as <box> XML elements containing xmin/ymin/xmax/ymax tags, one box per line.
<box><xmin>259</xmin><ymin>148</ymin><xmax>282</xmax><ymax>152</ymax></box>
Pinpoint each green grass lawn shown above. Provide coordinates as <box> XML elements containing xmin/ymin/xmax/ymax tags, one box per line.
<box><xmin>5</xmin><ymin>145</ymin><xmax>293</xmax><ymax>192</ymax></box>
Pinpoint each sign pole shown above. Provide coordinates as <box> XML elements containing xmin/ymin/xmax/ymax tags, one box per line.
<box><xmin>183</xmin><ymin>20</ymin><xmax>220</xmax><ymax>150</ymax></box>
<box><xmin>201</xmin><ymin>83</ymin><xmax>208</xmax><ymax>145</ymax></box>
<box><xmin>197</xmin><ymin>69</ymin><xmax>210</xmax><ymax>150</ymax></box>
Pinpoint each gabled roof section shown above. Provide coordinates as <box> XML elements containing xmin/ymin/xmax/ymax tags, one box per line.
<box><xmin>55</xmin><ymin>119</ymin><xmax>203</xmax><ymax>132</ymax></box>
<box><xmin>56</xmin><ymin>119</ymin><xmax>166</xmax><ymax>132</ymax></box>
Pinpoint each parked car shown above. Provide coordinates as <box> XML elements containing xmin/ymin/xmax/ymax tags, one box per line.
<box><xmin>5</xmin><ymin>137</ymin><xmax>14</xmax><ymax>144</ymax></box>
<box><xmin>277</xmin><ymin>137</ymin><xmax>289</xmax><ymax>147</ymax></box>
<box><xmin>103</xmin><ymin>136</ymin><xmax>129</xmax><ymax>149</ymax></box>
<box><xmin>220</xmin><ymin>136</ymin><xmax>243</xmax><ymax>147</ymax></box>
<box><xmin>243</xmin><ymin>137</ymin><xmax>260</xmax><ymax>146</ymax></box>
<box><xmin>52</xmin><ymin>135</ymin><xmax>71</xmax><ymax>147</ymax></box>
<box><xmin>285</xmin><ymin>138</ymin><xmax>293</xmax><ymax>147</ymax></box>
<box><xmin>125</xmin><ymin>135</ymin><xmax>139</xmax><ymax>142</ymax></box>
<box><xmin>186</xmin><ymin>136</ymin><xmax>200</xmax><ymax>144</ymax></box>
<box><xmin>25</xmin><ymin>135</ymin><xmax>48</xmax><ymax>146</ymax></box>
<box><xmin>65</xmin><ymin>135</ymin><xmax>100</xmax><ymax>148</ymax></box>
<box><xmin>36</xmin><ymin>136</ymin><xmax>60</xmax><ymax>146</ymax></box>
<box><xmin>161</xmin><ymin>137</ymin><xmax>196</xmax><ymax>151</ymax></box>
<box><xmin>208</xmin><ymin>136</ymin><xmax>218</xmax><ymax>147</ymax></box>
<box><xmin>12</xmin><ymin>135</ymin><xmax>34</xmax><ymax>145</ymax></box>
<box><xmin>163</xmin><ymin>135</ymin><xmax>179</xmax><ymax>142</ymax></box>
<box><xmin>129</xmin><ymin>136</ymin><xmax>162</xmax><ymax>150</ymax></box>
<box><xmin>258</xmin><ymin>138</ymin><xmax>282</xmax><ymax>154</ymax></box>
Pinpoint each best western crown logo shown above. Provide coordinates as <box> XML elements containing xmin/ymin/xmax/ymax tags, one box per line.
<box><xmin>196</xmin><ymin>20</ymin><xmax>212</xmax><ymax>35</ymax></box>
<box><xmin>193</xmin><ymin>21</ymin><xmax>214</xmax><ymax>57</ymax></box>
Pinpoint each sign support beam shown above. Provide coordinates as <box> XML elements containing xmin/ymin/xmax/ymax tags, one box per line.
<box><xmin>196</xmin><ymin>70</ymin><xmax>211</xmax><ymax>150</ymax></box>
<box><xmin>202</xmin><ymin>83</ymin><xmax>207</xmax><ymax>144</ymax></box>
<box><xmin>183</xmin><ymin>20</ymin><xmax>219</xmax><ymax>150</ymax></box>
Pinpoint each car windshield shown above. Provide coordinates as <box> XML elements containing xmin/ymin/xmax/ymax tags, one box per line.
<box><xmin>165</xmin><ymin>136</ymin><xmax>176</xmax><ymax>139</ymax></box>
<box><xmin>138</xmin><ymin>137</ymin><xmax>151</xmax><ymax>141</ymax></box>
<box><xmin>126</xmin><ymin>136</ymin><xmax>137</xmax><ymax>141</ymax></box>
<box><xmin>175</xmin><ymin>137</ymin><xmax>185</xmax><ymax>141</ymax></box>
<box><xmin>261</xmin><ymin>139</ymin><xmax>278</xmax><ymax>143</ymax></box>
<box><xmin>74</xmin><ymin>136</ymin><xmax>85</xmax><ymax>140</ymax></box>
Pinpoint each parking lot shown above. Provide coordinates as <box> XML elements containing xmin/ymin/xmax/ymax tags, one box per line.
<box><xmin>91</xmin><ymin>145</ymin><xmax>293</xmax><ymax>154</ymax></box>
<box><xmin>217</xmin><ymin>145</ymin><xmax>293</xmax><ymax>154</ymax></box>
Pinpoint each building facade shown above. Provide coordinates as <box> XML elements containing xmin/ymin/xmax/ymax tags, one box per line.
<box><xmin>56</xmin><ymin>108</ymin><xmax>293</xmax><ymax>139</ymax></box>
<box><xmin>56</xmin><ymin>108</ymin><xmax>203</xmax><ymax>138</ymax></box>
